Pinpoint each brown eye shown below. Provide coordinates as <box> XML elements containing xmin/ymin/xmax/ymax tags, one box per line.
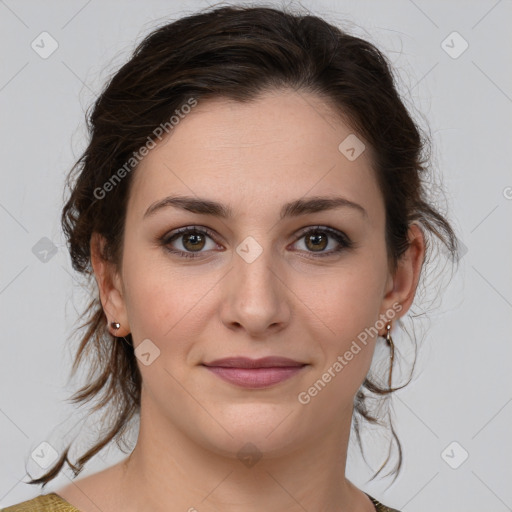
<box><xmin>292</xmin><ymin>226</ymin><xmax>354</xmax><ymax>258</ymax></box>
<box><xmin>160</xmin><ymin>225</ymin><xmax>353</xmax><ymax>260</ymax></box>
<box><xmin>162</xmin><ymin>226</ymin><xmax>219</xmax><ymax>259</ymax></box>
<box><xmin>304</xmin><ymin>231</ymin><xmax>328</xmax><ymax>252</ymax></box>
<box><xmin>181</xmin><ymin>232</ymin><xmax>206</xmax><ymax>252</ymax></box>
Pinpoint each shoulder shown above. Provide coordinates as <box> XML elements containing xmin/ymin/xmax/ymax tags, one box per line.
<box><xmin>53</xmin><ymin>462</ymin><xmax>125</xmax><ymax>512</ymax></box>
<box><xmin>365</xmin><ymin>493</ymin><xmax>402</xmax><ymax>512</ymax></box>
<box><xmin>1</xmin><ymin>493</ymin><xmax>80</xmax><ymax>512</ymax></box>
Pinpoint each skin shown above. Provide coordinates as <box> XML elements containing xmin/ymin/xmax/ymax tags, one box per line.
<box><xmin>57</xmin><ymin>89</ymin><xmax>424</xmax><ymax>512</ymax></box>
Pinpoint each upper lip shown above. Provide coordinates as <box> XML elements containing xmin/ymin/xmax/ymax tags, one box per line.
<box><xmin>202</xmin><ymin>357</ymin><xmax>306</xmax><ymax>368</ymax></box>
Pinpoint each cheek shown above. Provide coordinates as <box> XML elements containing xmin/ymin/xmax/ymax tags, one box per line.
<box><xmin>306</xmin><ymin>260</ymin><xmax>387</xmax><ymax>341</ymax></box>
<box><xmin>121</xmin><ymin>247</ymin><xmax>217</xmax><ymax>346</ymax></box>
<box><xmin>299</xmin><ymin>256</ymin><xmax>387</xmax><ymax>393</ymax></box>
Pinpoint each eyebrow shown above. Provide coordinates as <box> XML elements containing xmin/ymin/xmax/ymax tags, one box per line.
<box><xmin>143</xmin><ymin>195</ymin><xmax>368</xmax><ymax>220</ymax></box>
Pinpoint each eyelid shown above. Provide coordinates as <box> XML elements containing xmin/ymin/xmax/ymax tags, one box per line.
<box><xmin>161</xmin><ymin>225</ymin><xmax>222</xmax><ymax>250</ymax></box>
<box><xmin>160</xmin><ymin>224</ymin><xmax>353</xmax><ymax>258</ymax></box>
<box><xmin>290</xmin><ymin>225</ymin><xmax>354</xmax><ymax>254</ymax></box>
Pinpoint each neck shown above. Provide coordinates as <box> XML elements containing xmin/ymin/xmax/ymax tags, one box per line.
<box><xmin>115</xmin><ymin>389</ymin><xmax>373</xmax><ymax>512</ymax></box>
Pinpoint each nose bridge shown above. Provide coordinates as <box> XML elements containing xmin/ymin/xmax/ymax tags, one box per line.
<box><xmin>221</xmin><ymin>232</ymin><xmax>289</xmax><ymax>333</ymax></box>
<box><xmin>233</xmin><ymin>233</ymin><xmax>280</xmax><ymax>300</ymax></box>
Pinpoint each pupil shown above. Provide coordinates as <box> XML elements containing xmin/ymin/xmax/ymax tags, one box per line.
<box><xmin>184</xmin><ymin>233</ymin><xmax>204</xmax><ymax>251</ymax></box>
<box><xmin>307</xmin><ymin>232</ymin><xmax>327</xmax><ymax>251</ymax></box>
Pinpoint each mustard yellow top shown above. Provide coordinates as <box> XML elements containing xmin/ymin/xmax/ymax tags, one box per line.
<box><xmin>2</xmin><ymin>493</ymin><xmax>80</xmax><ymax>511</ymax></box>
<box><xmin>1</xmin><ymin>492</ymin><xmax>401</xmax><ymax>511</ymax></box>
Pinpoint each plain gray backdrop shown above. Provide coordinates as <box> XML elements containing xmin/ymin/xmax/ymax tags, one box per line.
<box><xmin>1</xmin><ymin>1</ymin><xmax>511</xmax><ymax>511</ymax></box>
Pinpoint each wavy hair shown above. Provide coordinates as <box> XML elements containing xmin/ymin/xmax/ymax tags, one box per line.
<box><xmin>27</xmin><ymin>4</ymin><xmax>459</xmax><ymax>488</ymax></box>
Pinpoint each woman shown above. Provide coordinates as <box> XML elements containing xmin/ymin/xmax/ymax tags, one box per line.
<box><xmin>3</xmin><ymin>5</ymin><xmax>457</xmax><ymax>512</ymax></box>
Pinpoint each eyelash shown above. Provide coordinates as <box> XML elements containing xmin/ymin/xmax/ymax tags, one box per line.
<box><xmin>159</xmin><ymin>225</ymin><xmax>354</xmax><ymax>260</ymax></box>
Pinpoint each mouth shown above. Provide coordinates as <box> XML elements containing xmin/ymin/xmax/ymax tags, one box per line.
<box><xmin>201</xmin><ymin>356</ymin><xmax>308</xmax><ymax>388</ymax></box>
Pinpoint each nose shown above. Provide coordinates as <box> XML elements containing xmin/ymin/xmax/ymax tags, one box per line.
<box><xmin>219</xmin><ymin>242</ymin><xmax>291</xmax><ymax>337</ymax></box>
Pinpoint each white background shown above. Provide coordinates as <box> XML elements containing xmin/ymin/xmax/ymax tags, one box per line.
<box><xmin>1</xmin><ymin>1</ymin><xmax>511</xmax><ymax>511</ymax></box>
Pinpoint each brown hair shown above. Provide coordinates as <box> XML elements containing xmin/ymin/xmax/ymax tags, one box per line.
<box><xmin>27</xmin><ymin>4</ymin><xmax>458</xmax><ymax>487</ymax></box>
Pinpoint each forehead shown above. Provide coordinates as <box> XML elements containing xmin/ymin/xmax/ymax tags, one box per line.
<box><xmin>127</xmin><ymin>89</ymin><xmax>383</xmax><ymax>226</ymax></box>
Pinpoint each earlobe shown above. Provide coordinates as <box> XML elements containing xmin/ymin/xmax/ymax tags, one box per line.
<box><xmin>90</xmin><ymin>232</ymin><xmax>130</xmax><ymax>336</ymax></box>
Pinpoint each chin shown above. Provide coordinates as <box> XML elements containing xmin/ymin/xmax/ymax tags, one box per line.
<box><xmin>202</xmin><ymin>429</ymin><xmax>302</xmax><ymax>463</ymax></box>
<box><xmin>195</xmin><ymin>403</ymin><xmax>306</xmax><ymax>458</ymax></box>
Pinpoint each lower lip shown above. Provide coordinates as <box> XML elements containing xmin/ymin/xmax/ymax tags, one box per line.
<box><xmin>204</xmin><ymin>365</ymin><xmax>306</xmax><ymax>388</ymax></box>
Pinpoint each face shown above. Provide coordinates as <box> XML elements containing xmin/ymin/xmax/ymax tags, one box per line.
<box><xmin>96</xmin><ymin>89</ymin><xmax>419</xmax><ymax>459</ymax></box>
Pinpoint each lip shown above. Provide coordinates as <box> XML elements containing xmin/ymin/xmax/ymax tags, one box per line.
<box><xmin>203</xmin><ymin>356</ymin><xmax>305</xmax><ymax>368</ymax></box>
<box><xmin>202</xmin><ymin>357</ymin><xmax>308</xmax><ymax>389</ymax></box>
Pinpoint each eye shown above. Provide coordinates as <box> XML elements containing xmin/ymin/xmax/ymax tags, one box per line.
<box><xmin>159</xmin><ymin>225</ymin><xmax>354</xmax><ymax>259</ymax></box>
<box><xmin>161</xmin><ymin>226</ymin><xmax>220</xmax><ymax>259</ymax></box>
<box><xmin>290</xmin><ymin>226</ymin><xmax>354</xmax><ymax>258</ymax></box>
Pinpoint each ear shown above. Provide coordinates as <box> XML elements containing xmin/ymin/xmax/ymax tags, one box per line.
<box><xmin>379</xmin><ymin>222</ymin><xmax>425</xmax><ymax>334</ymax></box>
<box><xmin>90</xmin><ymin>232</ymin><xmax>130</xmax><ymax>337</ymax></box>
